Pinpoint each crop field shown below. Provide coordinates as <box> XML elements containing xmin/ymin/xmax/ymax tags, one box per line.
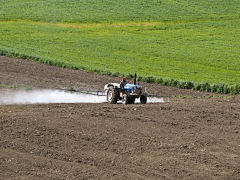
<box><xmin>1</xmin><ymin>0</ymin><xmax>240</xmax><ymax>91</ymax></box>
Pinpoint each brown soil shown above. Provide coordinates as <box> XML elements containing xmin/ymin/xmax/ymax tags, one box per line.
<box><xmin>0</xmin><ymin>56</ymin><xmax>240</xmax><ymax>179</ymax></box>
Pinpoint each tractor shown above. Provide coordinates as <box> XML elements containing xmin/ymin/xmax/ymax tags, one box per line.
<box><xmin>104</xmin><ymin>74</ymin><xmax>147</xmax><ymax>104</ymax></box>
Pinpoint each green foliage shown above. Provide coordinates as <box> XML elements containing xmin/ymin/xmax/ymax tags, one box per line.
<box><xmin>101</xmin><ymin>71</ymin><xmax>112</xmax><ymax>76</ymax></box>
<box><xmin>126</xmin><ymin>73</ymin><xmax>134</xmax><ymax>80</ymax></box>
<box><xmin>211</xmin><ymin>84</ymin><xmax>219</xmax><ymax>93</ymax></box>
<box><xmin>193</xmin><ymin>83</ymin><xmax>201</xmax><ymax>91</ymax></box>
<box><xmin>155</xmin><ymin>78</ymin><xmax>163</xmax><ymax>85</ymax></box>
<box><xmin>142</xmin><ymin>76</ymin><xmax>155</xmax><ymax>83</ymax></box>
<box><xmin>205</xmin><ymin>83</ymin><xmax>212</xmax><ymax>92</ymax></box>
<box><xmin>1</xmin><ymin>0</ymin><xmax>240</xmax><ymax>94</ymax></box>
<box><xmin>137</xmin><ymin>76</ymin><xmax>143</xmax><ymax>82</ymax></box>
<box><xmin>0</xmin><ymin>84</ymin><xmax>8</xmax><ymax>88</ymax></box>
<box><xmin>178</xmin><ymin>81</ymin><xmax>194</xmax><ymax>89</ymax></box>
<box><xmin>1</xmin><ymin>0</ymin><xmax>239</xmax><ymax>23</ymax></box>
<box><xmin>170</xmin><ymin>79</ymin><xmax>179</xmax><ymax>87</ymax></box>
<box><xmin>111</xmin><ymin>72</ymin><xmax>121</xmax><ymax>77</ymax></box>
<box><xmin>163</xmin><ymin>79</ymin><xmax>170</xmax><ymax>86</ymax></box>
<box><xmin>216</xmin><ymin>83</ymin><xmax>225</xmax><ymax>94</ymax></box>
<box><xmin>195</xmin><ymin>83</ymin><xmax>211</xmax><ymax>92</ymax></box>
<box><xmin>68</xmin><ymin>87</ymin><xmax>75</xmax><ymax>92</ymax></box>
<box><xmin>230</xmin><ymin>84</ymin><xmax>240</xmax><ymax>95</ymax></box>
<box><xmin>0</xmin><ymin>84</ymin><xmax>18</xmax><ymax>88</ymax></box>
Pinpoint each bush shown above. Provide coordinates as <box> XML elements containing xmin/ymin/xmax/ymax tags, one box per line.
<box><xmin>170</xmin><ymin>79</ymin><xmax>179</xmax><ymax>87</ymax></box>
<box><xmin>200</xmin><ymin>83</ymin><xmax>206</xmax><ymax>91</ymax></box>
<box><xmin>216</xmin><ymin>83</ymin><xmax>225</xmax><ymax>94</ymax></box>
<box><xmin>90</xmin><ymin>68</ymin><xmax>101</xmax><ymax>73</ymax></box>
<box><xmin>142</xmin><ymin>76</ymin><xmax>155</xmax><ymax>83</ymax></box>
<box><xmin>0</xmin><ymin>50</ymin><xmax>6</xmax><ymax>56</ymax></box>
<box><xmin>178</xmin><ymin>81</ymin><xmax>194</xmax><ymax>89</ymax></box>
<box><xmin>198</xmin><ymin>83</ymin><xmax>211</xmax><ymax>92</ymax></box>
<box><xmin>126</xmin><ymin>73</ymin><xmax>134</xmax><ymax>80</ymax></box>
<box><xmin>155</xmin><ymin>77</ymin><xmax>163</xmax><ymax>84</ymax></box>
<box><xmin>211</xmin><ymin>84</ymin><xmax>218</xmax><ymax>92</ymax></box>
<box><xmin>193</xmin><ymin>83</ymin><xmax>201</xmax><ymax>91</ymax></box>
<box><xmin>137</xmin><ymin>76</ymin><xmax>143</xmax><ymax>81</ymax></box>
<box><xmin>214</xmin><ymin>83</ymin><xmax>230</xmax><ymax>94</ymax></box>
<box><xmin>231</xmin><ymin>84</ymin><xmax>240</xmax><ymax>94</ymax></box>
<box><xmin>205</xmin><ymin>83</ymin><xmax>211</xmax><ymax>92</ymax></box>
<box><xmin>111</xmin><ymin>72</ymin><xmax>121</xmax><ymax>77</ymax></box>
<box><xmin>101</xmin><ymin>71</ymin><xmax>112</xmax><ymax>76</ymax></box>
<box><xmin>163</xmin><ymin>79</ymin><xmax>170</xmax><ymax>86</ymax></box>
<box><xmin>223</xmin><ymin>84</ymin><xmax>230</xmax><ymax>94</ymax></box>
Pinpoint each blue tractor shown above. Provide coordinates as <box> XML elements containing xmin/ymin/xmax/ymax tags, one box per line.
<box><xmin>104</xmin><ymin>76</ymin><xmax>147</xmax><ymax>104</ymax></box>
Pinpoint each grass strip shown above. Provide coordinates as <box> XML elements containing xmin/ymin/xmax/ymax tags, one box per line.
<box><xmin>1</xmin><ymin>49</ymin><xmax>240</xmax><ymax>95</ymax></box>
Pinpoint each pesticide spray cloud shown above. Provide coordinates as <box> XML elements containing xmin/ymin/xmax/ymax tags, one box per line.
<box><xmin>0</xmin><ymin>89</ymin><xmax>165</xmax><ymax>105</ymax></box>
<box><xmin>0</xmin><ymin>89</ymin><xmax>106</xmax><ymax>104</ymax></box>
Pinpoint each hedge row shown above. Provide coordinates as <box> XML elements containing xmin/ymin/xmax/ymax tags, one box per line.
<box><xmin>136</xmin><ymin>76</ymin><xmax>240</xmax><ymax>95</ymax></box>
<box><xmin>1</xmin><ymin>49</ymin><xmax>240</xmax><ymax>94</ymax></box>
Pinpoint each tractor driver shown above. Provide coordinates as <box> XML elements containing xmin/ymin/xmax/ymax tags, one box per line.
<box><xmin>120</xmin><ymin>77</ymin><xmax>127</xmax><ymax>89</ymax></box>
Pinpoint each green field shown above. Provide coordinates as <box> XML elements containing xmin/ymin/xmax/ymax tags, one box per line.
<box><xmin>1</xmin><ymin>0</ymin><xmax>240</xmax><ymax>93</ymax></box>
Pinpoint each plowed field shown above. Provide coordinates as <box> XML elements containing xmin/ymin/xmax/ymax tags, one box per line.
<box><xmin>0</xmin><ymin>56</ymin><xmax>240</xmax><ymax>179</ymax></box>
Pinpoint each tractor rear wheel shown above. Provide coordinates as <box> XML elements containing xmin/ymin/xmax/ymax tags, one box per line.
<box><xmin>107</xmin><ymin>87</ymin><xmax>119</xmax><ymax>104</ymax></box>
<box><xmin>140</xmin><ymin>95</ymin><xmax>147</xmax><ymax>104</ymax></box>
